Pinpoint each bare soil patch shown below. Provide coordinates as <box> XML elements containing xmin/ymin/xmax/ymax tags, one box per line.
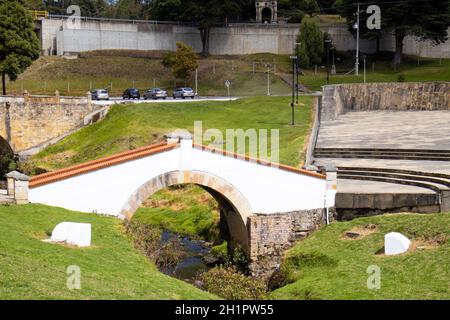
<box><xmin>342</xmin><ymin>224</ymin><xmax>378</xmax><ymax>240</ymax></box>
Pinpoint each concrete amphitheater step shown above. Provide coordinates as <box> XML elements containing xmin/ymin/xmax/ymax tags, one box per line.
<box><xmin>314</xmin><ymin>148</ymin><xmax>450</xmax><ymax>161</ymax></box>
<box><xmin>338</xmin><ymin>166</ymin><xmax>450</xmax><ymax>180</ymax></box>
<box><xmin>338</xmin><ymin>171</ymin><xmax>450</xmax><ymax>191</ymax></box>
<box><xmin>337</xmin><ymin>174</ymin><xmax>443</xmax><ymax>193</ymax></box>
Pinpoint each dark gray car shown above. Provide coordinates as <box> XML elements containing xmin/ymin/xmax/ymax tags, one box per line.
<box><xmin>144</xmin><ymin>88</ymin><xmax>168</xmax><ymax>100</ymax></box>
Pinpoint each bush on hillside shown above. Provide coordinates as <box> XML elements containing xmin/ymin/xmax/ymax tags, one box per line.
<box><xmin>199</xmin><ymin>266</ymin><xmax>268</xmax><ymax>300</ymax></box>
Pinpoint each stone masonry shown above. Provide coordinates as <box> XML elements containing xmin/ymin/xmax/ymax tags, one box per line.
<box><xmin>248</xmin><ymin>208</ymin><xmax>336</xmax><ymax>279</ymax></box>
<box><xmin>0</xmin><ymin>92</ymin><xmax>106</xmax><ymax>153</ymax></box>
<box><xmin>322</xmin><ymin>82</ymin><xmax>450</xmax><ymax>121</ymax></box>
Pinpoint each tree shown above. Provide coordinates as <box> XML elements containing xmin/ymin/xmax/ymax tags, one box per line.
<box><xmin>180</xmin><ymin>0</ymin><xmax>243</xmax><ymax>56</ymax></box>
<box><xmin>148</xmin><ymin>0</ymin><xmax>182</xmax><ymax>21</ymax></box>
<box><xmin>165</xmin><ymin>42</ymin><xmax>198</xmax><ymax>81</ymax></box>
<box><xmin>0</xmin><ymin>0</ymin><xmax>40</xmax><ymax>95</ymax></box>
<box><xmin>296</xmin><ymin>20</ymin><xmax>324</xmax><ymax>68</ymax></box>
<box><xmin>337</xmin><ymin>0</ymin><xmax>450</xmax><ymax>67</ymax></box>
<box><xmin>278</xmin><ymin>0</ymin><xmax>319</xmax><ymax>22</ymax></box>
<box><xmin>114</xmin><ymin>0</ymin><xmax>142</xmax><ymax>19</ymax></box>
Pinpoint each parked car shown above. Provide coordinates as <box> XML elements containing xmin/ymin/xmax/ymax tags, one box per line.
<box><xmin>144</xmin><ymin>88</ymin><xmax>168</xmax><ymax>100</ymax></box>
<box><xmin>173</xmin><ymin>87</ymin><xmax>195</xmax><ymax>99</ymax></box>
<box><xmin>123</xmin><ymin>88</ymin><xmax>140</xmax><ymax>100</ymax></box>
<box><xmin>91</xmin><ymin>89</ymin><xmax>109</xmax><ymax>101</ymax></box>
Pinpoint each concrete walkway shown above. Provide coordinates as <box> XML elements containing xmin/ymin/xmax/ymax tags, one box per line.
<box><xmin>317</xmin><ymin>111</ymin><xmax>450</xmax><ymax>150</ymax></box>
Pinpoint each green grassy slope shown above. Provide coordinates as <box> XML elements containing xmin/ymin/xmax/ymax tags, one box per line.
<box><xmin>27</xmin><ymin>96</ymin><xmax>313</xmax><ymax>172</ymax></box>
<box><xmin>272</xmin><ymin>213</ymin><xmax>450</xmax><ymax>300</ymax></box>
<box><xmin>0</xmin><ymin>204</ymin><xmax>215</xmax><ymax>300</ymax></box>
<box><xmin>7</xmin><ymin>51</ymin><xmax>449</xmax><ymax>96</ymax></box>
<box><xmin>134</xmin><ymin>185</ymin><xmax>220</xmax><ymax>242</ymax></box>
<box><xmin>7</xmin><ymin>53</ymin><xmax>292</xmax><ymax>97</ymax></box>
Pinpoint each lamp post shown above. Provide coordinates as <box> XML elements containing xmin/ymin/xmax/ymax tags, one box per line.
<box><xmin>354</xmin><ymin>3</ymin><xmax>360</xmax><ymax>76</ymax></box>
<box><xmin>289</xmin><ymin>55</ymin><xmax>298</xmax><ymax>125</ymax></box>
<box><xmin>295</xmin><ymin>42</ymin><xmax>301</xmax><ymax>105</ymax></box>
<box><xmin>325</xmin><ymin>39</ymin><xmax>332</xmax><ymax>85</ymax></box>
<box><xmin>363</xmin><ymin>55</ymin><xmax>367</xmax><ymax>83</ymax></box>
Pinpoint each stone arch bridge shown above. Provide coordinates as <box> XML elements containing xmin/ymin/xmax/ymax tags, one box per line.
<box><xmin>17</xmin><ymin>134</ymin><xmax>336</xmax><ymax>276</ymax></box>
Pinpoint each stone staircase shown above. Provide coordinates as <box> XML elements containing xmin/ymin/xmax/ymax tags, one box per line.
<box><xmin>337</xmin><ymin>167</ymin><xmax>450</xmax><ymax>212</ymax></box>
<box><xmin>315</xmin><ymin>148</ymin><xmax>450</xmax><ymax>162</ymax></box>
<box><xmin>320</xmin><ymin>86</ymin><xmax>337</xmax><ymax>121</ymax></box>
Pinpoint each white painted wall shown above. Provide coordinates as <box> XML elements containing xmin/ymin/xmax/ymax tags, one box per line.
<box><xmin>29</xmin><ymin>141</ymin><xmax>332</xmax><ymax>217</ymax></box>
<box><xmin>42</xmin><ymin>17</ymin><xmax>450</xmax><ymax>58</ymax></box>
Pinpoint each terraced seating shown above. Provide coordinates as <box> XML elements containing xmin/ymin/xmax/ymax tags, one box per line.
<box><xmin>336</xmin><ymin>167</ymin><xmax>450</xmax><ymax>212</ymax></box>
<box><xmin>315</xmin><ymin>148</ymin><xmax>450</xmax><ymax>161</ymax></box>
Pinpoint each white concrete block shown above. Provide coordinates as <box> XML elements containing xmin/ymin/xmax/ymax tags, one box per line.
<box><xmin>385</xmin><ymin>232</ymin><xmax>411</xmax><ymax>255</ymax></box>
<box><xmin>51</xmin><ymin>222</ymin><xmax>92</xmax><ymax>247</ymax></box>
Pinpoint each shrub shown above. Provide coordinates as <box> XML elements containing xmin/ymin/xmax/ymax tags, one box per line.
<box><xmin>162</xmin><ymin>51</ymin><xmax>175</xmax><ymax>68</ymax></box>
<box><xmin>210</xmin><ymin>241</ymin><xmax>228</xmax><ymax>261</ymax></box>
<box><xmin>397</xmin><ymin>73</ymin><xmax>406</xmax><ymax>82</ymax></box>
<box><xmin>156</xmin><ymin>237</ymin><xmax>186</xmax><ymax>268</ymax></box>
<box><xmin>124</xmin><ymin>220</ymin><xmax>161</xmax><ymax>260</ymax></box>
<box><xmin>269</xmin><ymin>251</ymin><xmax>338</xmax><ymax>289</ymax></box>
<box><xmin>200</xmin><ymin>266</ymin><xmax>268</xmax><ymax>300</ymax></box>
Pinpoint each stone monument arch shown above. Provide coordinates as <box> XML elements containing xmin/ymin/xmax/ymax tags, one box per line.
<box><xmin>255</xmin><ymin>1</ymin><xmax>278</xmax><ymax>23</ymax></box>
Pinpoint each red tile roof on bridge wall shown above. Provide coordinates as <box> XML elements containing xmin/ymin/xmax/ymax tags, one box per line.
<box><xmin>29</xmin><ymin>141</ymin><xmax>325</xmax><ymax>188</ymax></box>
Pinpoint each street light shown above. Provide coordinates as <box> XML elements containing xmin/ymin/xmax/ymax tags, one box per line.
<box><xmin>353</xmin><ymin>3</ymin><xmax>360</xmax><ymax>76</ymax></box>
<box><xmin>325</xmin><ymin>39</ymin><xmax>332</xmax><ymax>85</ymax></box>
<box><xmin>363</xmin><ymin>55</ymin><xmax>367</xmax><ymax>83</ymax></box>
<box><xmin>289</xmin><ymin>55</ymin><xmax>298</xmax><ymax>125</ymax></box>
<box><xmin>295</xmin><ymin>43</ymin><xmax>301</xmax><ymax>105</ymax></box>
<box><xmin>265</xmin><ymin>64</ymin><xmax>271</xmax><ymax>96</ymax></box>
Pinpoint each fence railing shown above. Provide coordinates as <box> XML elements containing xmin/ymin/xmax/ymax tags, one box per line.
<box><xmin>30</xmin><ymin>10</ymin><xmax>49</xmax><ymax>20</ymax></box>
<box><xmin>45</xmin><ymin>14</ymin><xmax>303</xmax><ymax>28</ymax></box>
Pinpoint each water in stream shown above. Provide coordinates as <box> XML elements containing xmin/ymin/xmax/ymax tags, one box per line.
<box><xmin>158</xmin><ymin>231</ymin><xmax>213</xmax><ymax>283</ymax></box>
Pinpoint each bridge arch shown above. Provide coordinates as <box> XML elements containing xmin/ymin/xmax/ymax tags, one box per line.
<box><xmin>121</xmin><ymin>170</ymin><xmax>253</xmax><ymax>252</ymax></box>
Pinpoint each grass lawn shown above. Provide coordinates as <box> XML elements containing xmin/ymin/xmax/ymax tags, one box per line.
<box><xmin>0</xmin><ymin>204</ymin><xmax>215</xmax><ymax>300</ymax></box>
<box><xmin>134</xmin><ymin>185</ymin><xmax>220</xmax><ymax>242</ymax></box>
<box><xmin>27</xmin><ymin>96</ymin><xmax>314</xmax><ymax>172</ymax></box>
<box><xmin>271</xmin><ymin>213</ymin><xmax>450</xmax><ymax>300</ymax></box>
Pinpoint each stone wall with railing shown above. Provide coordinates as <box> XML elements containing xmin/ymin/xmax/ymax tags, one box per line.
<box><xmin>0</xmin><ymin>91</ymin><xmax>106</xmax><ymax>153</ymax></box>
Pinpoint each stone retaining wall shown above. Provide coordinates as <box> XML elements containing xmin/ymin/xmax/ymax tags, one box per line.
<box><xmin>322</xmin><ymin>82</ymin><xmax>450</xmax><ymax>121</ymax></box>
<box><xmin>0</xmin><ymin>92</ymin><xmax>104</xmax><ymax>153</ymax></box>
<box><xmin>248</xmin><ymin>208</ymin><xmax>335</xmax><ymax>278</ymax></box>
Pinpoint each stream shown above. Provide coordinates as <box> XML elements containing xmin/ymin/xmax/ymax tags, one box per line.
<box><xmin>158</xmin><ymin>231</ymin><xmax>213</xmax><ymax>283</ymax></box>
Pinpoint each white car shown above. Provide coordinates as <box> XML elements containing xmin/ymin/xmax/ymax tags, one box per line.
<box><xmin>173</xmin><ymin>87</ymin><xmax>196</xmax><ymax>99</ymax></box>
<box><xmin>91</xmin><ymin>89</ymin><xmax>109</xmax><ymax>101</ymax></box>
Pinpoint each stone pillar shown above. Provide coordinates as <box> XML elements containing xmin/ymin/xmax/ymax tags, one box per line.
<box><xmin>164</xmin><ymin>130</ymin><xmax>192</xmax><ymax>145</ymax></box>
<box><xmin>325</xmin><ymin>166</ymin><xmax>337</xmax><ymax>222</ymax></box>
<box><xmin>5</xmin><ymin>171</ymin><xmax>30</xmax><ymax>205</ymax></box>
<box><xmin>87</xmin><ymin>91</ymin><xmax>93</xmax><ymax>112</ymax></box>
<box><xmin>55</xmin><ymin>90</ymin><xmax>60</xmax><ymax>104</ymax></box>
<box><xmin>440</xmin><ymin>190</ymin><xmax>450</xmax><ymax>213</ymax></box>
<box><xmin>23</xmin><ymin>90</ymin><xmax>30</xmax><ymax>103</ymax></box>
<box><xmin>255</xmin><ymin>2</ymin><xmax>262</xmax><ymax>23</ymax></box>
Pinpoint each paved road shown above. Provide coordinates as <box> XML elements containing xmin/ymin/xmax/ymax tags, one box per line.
<box><xmin>92</xmin><ymin>96</ymin><xmax>239</xmax><ymax>106</ymax></box>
